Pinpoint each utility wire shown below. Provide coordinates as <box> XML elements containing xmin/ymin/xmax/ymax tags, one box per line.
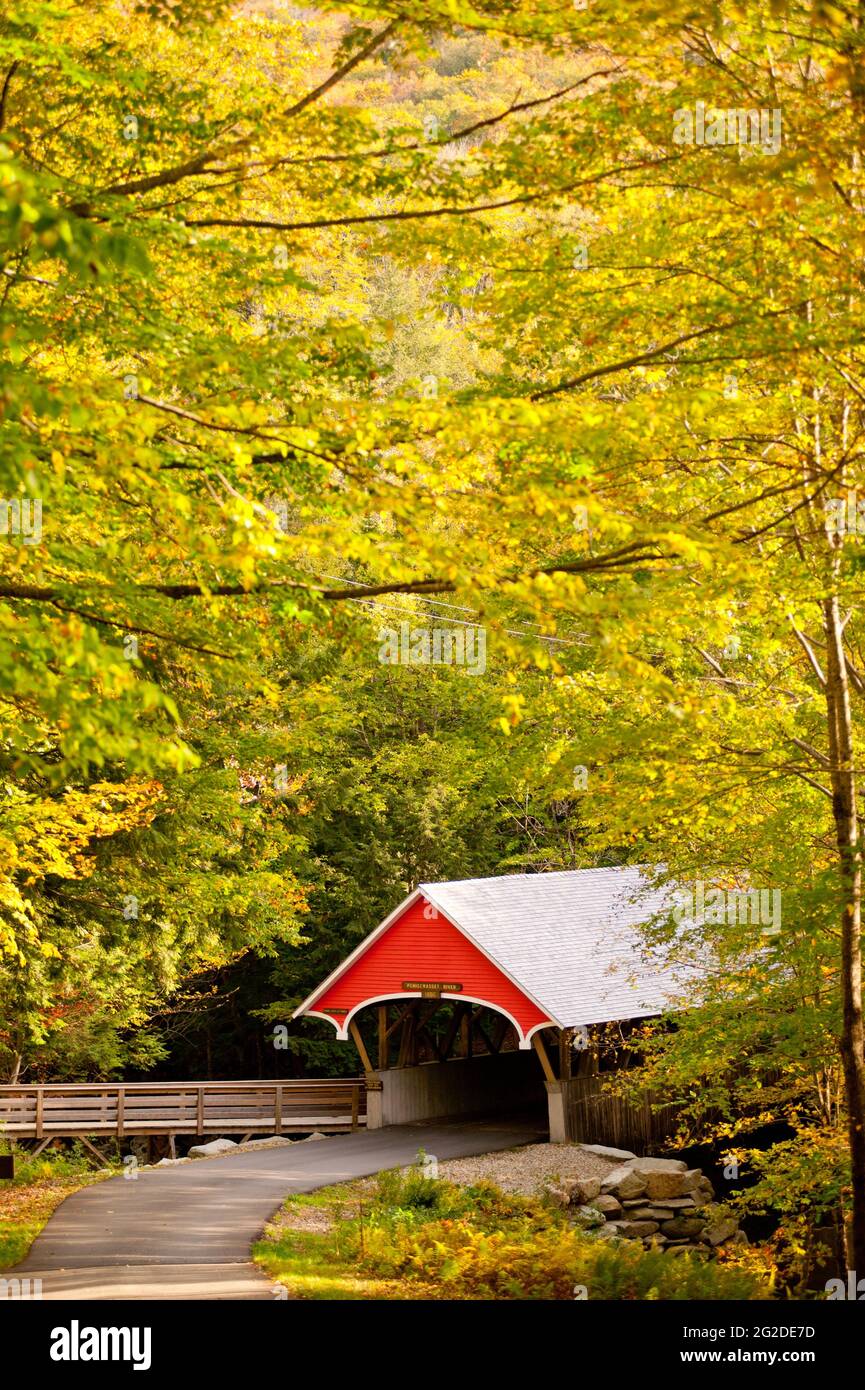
<box><xmin>313</xmin><ymin>571</ymin><xmax>582</xmax><ymax>647</ymax></box>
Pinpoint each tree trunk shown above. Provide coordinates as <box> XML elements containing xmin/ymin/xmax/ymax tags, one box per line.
<box><xmin>823</xmin><ymin>592</ymin><xmax>865</xmax><ymax>1273</ymax></box>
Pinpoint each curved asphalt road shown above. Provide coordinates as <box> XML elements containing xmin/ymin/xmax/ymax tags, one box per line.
<box><xmin>10</xmin><ymin>1115</ymin><xmax>546</xmax><ymax>1300</ymax></box>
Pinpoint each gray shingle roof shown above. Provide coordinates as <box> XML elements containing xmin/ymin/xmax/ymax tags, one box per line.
<box><xmin>421</xmin><ymin>866</ymin><xmax>686</xmax><ymax>1028</ymax></box>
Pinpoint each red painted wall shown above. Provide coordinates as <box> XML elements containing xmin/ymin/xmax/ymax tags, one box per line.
<box><xmin>310</xmin><ymin>895</ymin><xmax>552</xmax><ymax>1041</ymax></box>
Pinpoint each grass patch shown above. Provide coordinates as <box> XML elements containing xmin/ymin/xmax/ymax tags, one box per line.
<box><xmin>254</xmin><ymin>1183</ymin><xmax>429</xmax><ymax>1299</ymax></box>
<box><xmin>255</xmin><ymin>1159</ymin><xmax>773</xmax><ymax>1301</ymax></box>
<box><xmin>0</xmin><ymin>1144</ymin><xmax>118</xmax><ymax>1270</ymax></box>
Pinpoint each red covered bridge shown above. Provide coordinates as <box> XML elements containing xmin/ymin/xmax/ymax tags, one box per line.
<box><xmin>294</xmin><ymin>868</ymin><xmax>686</xmax><ymax>1147</ymax></box>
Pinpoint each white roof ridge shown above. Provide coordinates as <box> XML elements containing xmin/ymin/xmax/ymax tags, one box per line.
<box><xmin>420</xmin><ymin>864</ymin><xmax>653</xmax><ymax>888</ymax></box>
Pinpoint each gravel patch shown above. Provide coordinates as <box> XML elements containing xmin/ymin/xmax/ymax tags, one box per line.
<box><xmin>268</xmin><ymin>1202</ymin><xmax>338</xmax><ymax>1236</ymax></box>
<box><xmin>435</xmin><ymin>1143</ymin><xmax>616</xmax><ymax>1196</ymax></box>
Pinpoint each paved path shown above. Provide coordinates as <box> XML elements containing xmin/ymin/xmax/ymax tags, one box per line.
<box><xmin>10</xmin><ymin>1115</ymin><xmax>545</xmax><ymax>1300</ymax></box>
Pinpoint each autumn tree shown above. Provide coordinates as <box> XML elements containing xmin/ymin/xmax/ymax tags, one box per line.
<box><xmin>6</xmin><ymin>0</ymin><xmax>865</xmax><ymax>1278</ymax></box>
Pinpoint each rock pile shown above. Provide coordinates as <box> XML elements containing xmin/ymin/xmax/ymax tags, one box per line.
<box><xmin>545</xmin><ymin>1144</ymin><xmax>746</xmax><ymax>1255</ymax></box>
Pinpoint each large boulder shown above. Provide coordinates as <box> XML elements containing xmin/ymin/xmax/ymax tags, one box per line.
<box><xmin>685</xmin><ymin>1170</ymin><xmax>716</xmax><ymax>1201</ymax></box>
<box><xmin>616</xmin><ymin>1220</ymin><xmax>660</xmax><ymax>1238</ymax></box>
<box><xmin>590</xmin><ymin>1193</ymin><xmax>624</xmax><ymax>1217</ymax></box>
<box><xmin>241</xmin><ymin>1136</ymin><xmax>294</xmax><ymax>1150</ymax></box>
<box><xmin>570</xmin><ymin>1177</ymin><xmax>602</xmax><ymax>1204</ymax></box>
<box><xmin>661</xmin><ymin>1216</ymin><xmax>706</xmax><ymax>1240</ymax></box>
<box><xmin>573</xmin><ymin>1204</ymin><xmax>607</xmax><ymax>1229</ymax></box>
<box><xmin>629</xmin><ymin>1157</ymin><xmax>689</xmax><ymax>1174</ymax></box>
<box><xmin>649</xmin><ymin>1172</ymin><xmax>691</xmax><ymax>1200</ymax></box>
<box><xmin>544</xmin><ymin>1182</ymin><xmax>574</xmax><ymax>1208</ymax></box>
<box><xmin>627</xmin><ymin>1205</ymin><xmax>676</xmax><ymax>1221</ymax></box>
<box><xmin>627</xmin><ymin>1157</ymin><xmax>691</xmax><ymax>1199</ymax></box>
<box><xmin>188</xmin><ymin>1138</ymin><xmax>237</xmax><ymax>1157</ymax></box>
<box><xmin>577</xmin><ymin>1143</ymin><xmax>637</xmax><ymax>1162</ymax></box>
<box><xmin>601</xmin><ymin>1166</ymin><xmax>648</xmax><ymax>1200</ymax></box>
<box><xmin>702</xmin><ymin>1217</ymin><xmax>739</xmax><ymax>1247</ymax></box>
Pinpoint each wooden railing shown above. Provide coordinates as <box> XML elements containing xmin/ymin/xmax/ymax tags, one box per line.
<box><xmin>0</xmin><ymin>1080</ymin><xmax>366</xmax><ymax>1140</ymax></box>
<box><xmin>562</xmin><ymin>1075</ymin><xmax>678</xmax><ymax>1153</ymax></box>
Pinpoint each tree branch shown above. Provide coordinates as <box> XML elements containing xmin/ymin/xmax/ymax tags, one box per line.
<box><xmin>185</xmin><ymin>154</ymin><xmax>677</xmax><ymax>234</ymax></box>
<box><xmin>530</xmin><ymin>301</ymin><xmax>805</xmax><ymax>402</ymax></box>
<box><xmin>0</xmin><ymin>543</ymin><xmax>665</xmax><ymax>612</ymax></box>
<box><xmin>0</xmin><ymin>61</ymin><xmax>19</xmax><ymax>134</ymax></box>
<box><xmin>789</xmin><ymin>736</ymin><xmax>832</xmax><ymax>769</ymax></box>
<box><xmin>788</xmin><ymin>615</ymin><xmax>828</xmax><ymax>686</ymax></box>
<box><xmin>690</xmin><ymin>644</ymin><xmax>742</xmax><ymax>687</ymax></box>
<box><xmin>285</xmin><ymin>20</ymin><xmax>400</xmax><ymax>120</ymax></box>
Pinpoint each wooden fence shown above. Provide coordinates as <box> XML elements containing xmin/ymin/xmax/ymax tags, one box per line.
<box><xmin>0</xmin><ymin>1079</ymin><xmax>366</xmax><ymax>1143</ymax></box>
<box><xmin>562</xmin><ymin>1075</ymin><xmax>678</xmax><ymax>1153</ymax></box>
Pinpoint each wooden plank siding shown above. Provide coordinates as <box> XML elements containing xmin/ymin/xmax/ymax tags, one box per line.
<box><xmin>561</xmin><ymin>1076</ymin><xmax>679</xmax><ymax>1153</ymax></box>
<box><xmin>309</xmin><ymin>893</ymin><xmax>554</xmax><ymax>1044</ymax></box>
<box><xmin>0</xmin><ymin>1080</ymin><xmax>366</xmax><ymax>1140</ymax></box>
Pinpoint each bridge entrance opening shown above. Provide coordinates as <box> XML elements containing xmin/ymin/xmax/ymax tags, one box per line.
<box><xmin>343</xmin><ymin>996</ymin><xmax>551</xmax><ymax>1131</ymax></box>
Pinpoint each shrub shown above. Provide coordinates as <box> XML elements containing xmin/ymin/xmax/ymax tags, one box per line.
<box><xmin>0</xmin><ymin>1140</ymin><xmax>104</xmax><ymax>1185</ymax></box>
<box><xmin>352</xmin><ymin>1170</ymin><xmax>771</xmax><ymax>1300</ymax></box>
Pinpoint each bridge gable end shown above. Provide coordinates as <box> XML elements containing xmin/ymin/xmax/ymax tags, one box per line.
<box><xmin>304</xmin><ymin>895</ymin><xmax>553</xmax><ymax>1045</ymax></box>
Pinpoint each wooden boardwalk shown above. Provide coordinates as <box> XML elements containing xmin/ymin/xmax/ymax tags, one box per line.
<box><xmin>0</xmin><ymin>1079</ymin><xmax>365</xmax><ymax>1153</ymax></box>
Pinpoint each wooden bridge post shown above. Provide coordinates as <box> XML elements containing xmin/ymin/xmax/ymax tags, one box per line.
<box><xmin>349</xmin><ymin>1019</ymin><xmax>374</xmax><ymax>1074</ymax></box>
<box><xmin>377</xmin><ymin>1005</ymin><xmax>388</xmax><ymax>1069</ymax></box>
<box><xmin>559</xmin><ymin>1028</ymin><xmax>573</xmax><ymax>1081</ymax></box>
<box><xmin>545</xmin><ymin>1081</ymin><xmax>567</xmax><ymax>1142</ymax></box>
<box><xmin>364</xmin><ymin>1072</ymin><xmax>383</xmax><ymax>1129</ymax></box>
<box><xmin>532</xmin><ymin>1030</ymin><xmax>557</xmax><ymax>1084</ymax></box>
